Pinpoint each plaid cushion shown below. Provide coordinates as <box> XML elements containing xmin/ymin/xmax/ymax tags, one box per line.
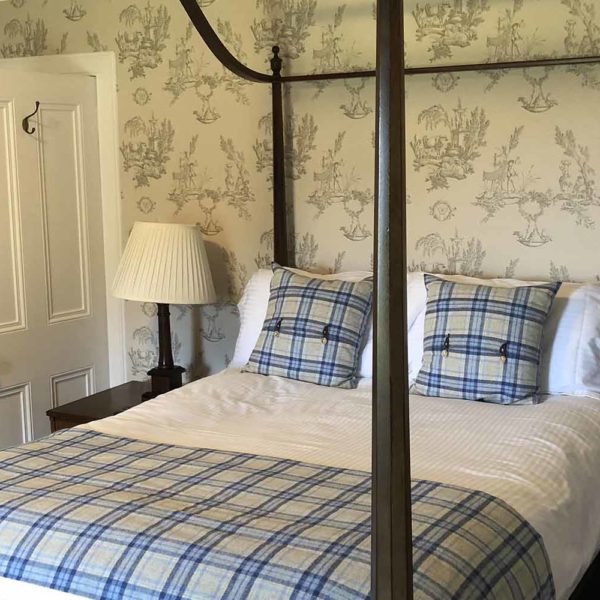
<box><xmin>414</xmin><ymin>275</ymin><xmax>561</xmax><ymax>404</ymax></box>
<box><xmin>243</xmin><ymin>265</ymin><xmax>373</xmax><ymax>388</ymax></box>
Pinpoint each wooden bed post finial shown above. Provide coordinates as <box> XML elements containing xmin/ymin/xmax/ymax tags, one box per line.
<box><xmin>271</xmin><ymin>46</ymin><xmax>282</xmax><ymax>78</ymax></box>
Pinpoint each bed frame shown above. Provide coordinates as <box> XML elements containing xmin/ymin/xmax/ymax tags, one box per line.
<box><xmin>178</xmin><ymin>0</ymin><xmax>600</xmax><ymax>597</ymax></box>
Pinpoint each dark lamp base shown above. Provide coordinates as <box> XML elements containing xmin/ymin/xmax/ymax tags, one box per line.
<box><xmin>142</xmin><ymin>365</ymin><xmax>186</xmax><ymax>401</ymax></box>
<box><xmin>141</xmin><ymin>303</ymin><xmax>186</xmax><ymax>401</ymax></box>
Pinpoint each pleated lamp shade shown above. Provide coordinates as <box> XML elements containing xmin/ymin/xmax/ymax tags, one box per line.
<box><xmin>112</xmin><ymin>222</ymin><xmax>216</xmax><ymax>305</ymax></box>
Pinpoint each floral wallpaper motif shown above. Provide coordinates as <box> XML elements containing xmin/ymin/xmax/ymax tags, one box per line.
<box><xmin>404</xmin><ymin>66</ymin><xmax>600</xmax><ymax>280</ymax></box>
<box><xmin>116</xmin><ymin>3</ymin><xmax>171</xmax><ymax>79</ymax></box>
<box><xmin>285</xmin><ymin>0</ymin><xmax>600</xmax><ymax>282</ymax></box>
<box><xmin>0</xmin><ymin>0</ymin><xmax>598</xmax><ymax>382</ymax></box>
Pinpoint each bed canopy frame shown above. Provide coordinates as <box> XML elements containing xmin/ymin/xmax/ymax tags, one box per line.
<box><xmin>178</xmin><ymin>0</ymin><xmax>600</xmax><ymax>597</ymax></box>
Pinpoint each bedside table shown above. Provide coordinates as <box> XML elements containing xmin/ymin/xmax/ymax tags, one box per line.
<box><xmin>46</xmin><ymin>381</ymin><xmax>150</xmax><ymax>433</ymax></box>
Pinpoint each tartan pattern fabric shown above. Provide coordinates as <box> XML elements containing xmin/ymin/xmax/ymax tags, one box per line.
<box><xmin>243</xmin><ymin>265</ymin><xmax>373</xmax><ymax>388</ymax></box>
<box><xmin>414</xmin><ymin>275</ymin><xmax>561</xmax><ymax>404</ymax></box>
<box><xmin>0</xmin><ymin>429</ymin><xmax>554</xmax><ymax>600</ymax></box>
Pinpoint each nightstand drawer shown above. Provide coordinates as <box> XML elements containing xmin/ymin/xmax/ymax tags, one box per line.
<box><xmin>47</xmin><ymin>381</ymin><xmax>149</xmax><ymax>432</ymax></box>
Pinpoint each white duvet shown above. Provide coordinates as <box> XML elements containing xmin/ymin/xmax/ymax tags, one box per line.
<box><xmin>2</xmin><ymin>369</ymin><xmax>600</xmax><ymax>600</ymax></box>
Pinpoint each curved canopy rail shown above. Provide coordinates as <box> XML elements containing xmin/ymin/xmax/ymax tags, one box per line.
<box><xmin>178</xmin><ymin>1</ymin><xmax>600</xmax><ymax>598</ymax></box>
<box><xmin>178</xmin><ymin>0</ymin><xmax>273</xmax><ymax>83</ymax></box>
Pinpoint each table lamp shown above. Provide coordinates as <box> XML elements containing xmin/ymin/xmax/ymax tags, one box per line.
<box><xmin>113</xmin><ymin>222</ymin><xmax>216</xmax><ymax>400</ymax></box>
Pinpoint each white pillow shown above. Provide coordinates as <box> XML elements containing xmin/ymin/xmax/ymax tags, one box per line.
<box><xmin>540</xmin><ymin>283</ymin><xmax>600</xmax><ymax>397</ymax></box>
<box><xmin>408</xmin><ymin>309</ymin><xmax>425</xmax><ymax>383</ymax></box>
<box><xmin>359</xmin><ymin>271</ymin><xmax>426</xmax><ymax>381</ymax></box>
<box><xmin>409</xmin><ymin>272</ymin><xmax>600</xmax><ymax>398</ymax></box>
<box><xmin>230</xmin><ymin>269</ymin><xmax>273</xmax><ymax>369</ymax></box>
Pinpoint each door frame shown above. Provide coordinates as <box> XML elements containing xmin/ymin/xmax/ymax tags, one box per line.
<box><xmin>0</xmin><ymin>52</ymin><xmax>127</xmax><ymax>387</ymax></box>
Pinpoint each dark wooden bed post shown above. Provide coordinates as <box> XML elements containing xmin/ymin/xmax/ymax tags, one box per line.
<box><xmin>270</xmin><ymin>47</ymin><xmax>290</xmax><ymax>267</ymax></box>
<box><xmin>373</xmin><ymin>0</ymin><xmax>413</xmax><ymax>598</ymax></box>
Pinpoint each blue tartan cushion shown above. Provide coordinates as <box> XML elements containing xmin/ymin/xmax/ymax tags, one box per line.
<box><xmin>243</xmin><ymin>265</ymin><xmax>373</xmax><ymax>388</ymax></box>
<box><xmin>414</xmin><ymin>275</ymin><xmax>561</xmax><ymax>404</ymax></box>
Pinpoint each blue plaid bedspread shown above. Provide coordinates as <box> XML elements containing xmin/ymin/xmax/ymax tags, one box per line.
<box><xmin>0</xmin><ymin>430</ymin><xmax>554</xmax><ymax>599</ymax></box>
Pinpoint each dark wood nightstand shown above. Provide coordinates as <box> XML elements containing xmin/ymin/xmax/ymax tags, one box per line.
<box><xmin>46</xmin><ymin>381</ymin><xmax>150</xmax><ymax>433</ymax></box>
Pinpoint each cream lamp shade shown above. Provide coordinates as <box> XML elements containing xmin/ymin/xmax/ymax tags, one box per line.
<box><xmin>112</xmin><ymin>222</ymin><xmax>216</xmax><ymax>305</ymax></box>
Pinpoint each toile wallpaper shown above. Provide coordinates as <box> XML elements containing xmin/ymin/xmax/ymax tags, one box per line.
<box><xmin>0</xmin><ymin>0</ymin><xmax>598</xmax><ymax>381</ymax></box>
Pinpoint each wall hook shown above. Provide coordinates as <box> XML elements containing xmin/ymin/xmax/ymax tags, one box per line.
<box><xmin>22</xmin><ymin>101</ymin><xmax>40</xmax><ymax>135</ymax></box>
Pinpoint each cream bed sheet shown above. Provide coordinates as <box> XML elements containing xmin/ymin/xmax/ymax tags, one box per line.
<box><xmin>2</xmin><ymin>368</ymin><xmax>600</xmax><ymax>599</ymax></box>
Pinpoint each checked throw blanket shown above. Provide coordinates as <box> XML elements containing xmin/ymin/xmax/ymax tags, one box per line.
<box><xmin>0</xmin><ymin>430</ymin><xmax>554</xmax><ymax>599</ymax></box>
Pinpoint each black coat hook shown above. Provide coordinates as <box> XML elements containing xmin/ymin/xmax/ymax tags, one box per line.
<box><xmin>22</xmin><ymin>101</ymin><xmax>40</xmax><ymax>135</ymax></box>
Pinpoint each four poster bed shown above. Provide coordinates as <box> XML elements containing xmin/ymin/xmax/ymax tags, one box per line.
<box><xmin>0</xmin><ymin>1</ymin><xmax>599</xmax><ymax>599</ymax></box>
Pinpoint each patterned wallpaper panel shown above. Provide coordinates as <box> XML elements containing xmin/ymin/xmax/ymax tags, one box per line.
<box><xmin>0</xmin><ymin>0</ymin><xmax>598</xmax><ymax>381</ymax></box>
<box><xmin>404</xmin><ymin>0</ymin><xmax>600</xmax><ymax>70</ymax></box>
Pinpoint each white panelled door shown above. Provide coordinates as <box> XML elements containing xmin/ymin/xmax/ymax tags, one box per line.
<box><xmin>0</xmin><ymin>70</ymin><xmax>110</xmax><ymax>447</ymax></box>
